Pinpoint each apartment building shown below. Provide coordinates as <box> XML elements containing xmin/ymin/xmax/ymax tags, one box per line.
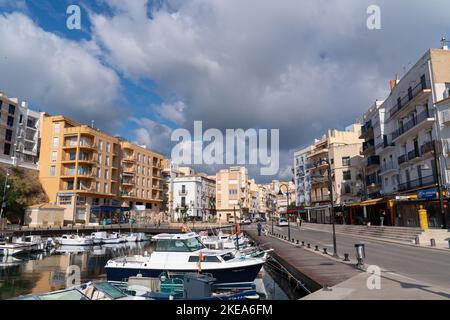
<box><xmin>215</xmin><ymin>166</ymin><xmax>250</xmax><ymax>223</ymax></box>
<box><xmin>305</xmin><ymin>124</ymin><xmax>364</xmax><ymax>223</ymax></box>
<box><xmin>38</xmin><ymin>114</ymin><xmax>165</xmax><ymax>225</ymax></box>
<box><xmin>293</xmin><ymin>145</ymin><xmax>313</xmax><ymax>207</ymax></box>
<box><xmin>172</xmin><ymin>174</ymin><xmax>216</xmax><ymax>222</ymax></box>
<box><xmin>0</xmin><ymin>92</ymin><xmax>40</xmax><ymax>170</ymax></box>
<box><xmin>359</xmin><ymin>100</ymin><xmax>385</xmax><ymax>200</ymax></box>
<box><xmin>371</xmin><ymin>46</ymin><xmax>450</xmax><ymax>228</ymax></box>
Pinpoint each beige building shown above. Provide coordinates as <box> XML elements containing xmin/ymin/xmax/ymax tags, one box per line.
<box><xmin>25</xmin><ymin>203</ymin><xmax>65</xmax><ymax>227</ymax></box>
<box><xmin>305</xmin><ymin>123</ymin><xmax>364</xmax><ymax>223</ymax></box>
<box><xmin>215</xmin><ymin>166</ymin><xmax>250</xmax><ymax>223</ymax></box>
<box><xmin>38</xmin><ymin>114</ymin><xmax>165</xmax><ymax>225</ymax></box>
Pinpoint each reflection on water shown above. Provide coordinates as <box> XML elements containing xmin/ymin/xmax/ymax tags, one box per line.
<box><xmin>0</xmin><ymin>241</ymin><xmax>303</xmax><ymax>300</ymax></box>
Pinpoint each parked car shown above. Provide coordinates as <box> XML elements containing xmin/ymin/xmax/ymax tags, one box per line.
<box><xmin>277</xmin><ymin>218</ymin><xmax>289</xmax><ymax>227</ymax></box>
<box><xmin>259</xmin><ymin>217</ymin><xmax>267</xmax><ymax>222</ymax></box>
<box><xmin>242</xmin><ymin>219</ymin><xmax>252</xmax><ymax>225</ymax></box>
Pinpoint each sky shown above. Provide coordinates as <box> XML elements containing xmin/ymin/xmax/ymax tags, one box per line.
<box><xmin>1</xmin><ymin>0</ymin><xmax>450</xmax><ymax>183</ymax></box>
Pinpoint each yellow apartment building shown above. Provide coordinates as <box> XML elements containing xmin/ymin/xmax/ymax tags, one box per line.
<box><xmin>38</xmin><ymin>114</ymin><xmax>165</xmax><ymax>225</ymax></box>
<box><xmin>215</xmin><ymin>166</ymin><xmax>250</xmax><ymax>223</ymax></box>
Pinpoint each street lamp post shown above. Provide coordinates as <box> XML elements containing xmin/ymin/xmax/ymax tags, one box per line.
<box><xmin>278</xmin><ymin>184</ymin><xmax>291</xmax><ymax>242</ymax></box>
<box><xmin>314</xmin><ymin>159</ymin><xmax>338</xmax><ymax>257</ymax></box>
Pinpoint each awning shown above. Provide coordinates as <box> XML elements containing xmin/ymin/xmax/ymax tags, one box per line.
<box><xmin>346</xmin><ymin>197</ymin><xmax>386</xmax><ymax>207</ymax></box>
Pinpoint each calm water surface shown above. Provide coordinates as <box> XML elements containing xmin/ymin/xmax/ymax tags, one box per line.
<box><xmin>0</xmin><ymin>241</ymin><xmax>306</xmax><ymax>300</ymax></box>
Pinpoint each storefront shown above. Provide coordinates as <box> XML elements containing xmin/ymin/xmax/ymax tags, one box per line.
<box><xmin>345</xmin><ymin>198</ymin><xmax>392</xmax><ymax>226</ymax></box>
<box><xmin>394</xmin><ymin>188</ymin><xmax>449</xmax><ymax>228</ymax></box>
<box><xmin>89</xmin><ymin>206</ymin><xmax>131</xmax><ymax>225</ymax></box>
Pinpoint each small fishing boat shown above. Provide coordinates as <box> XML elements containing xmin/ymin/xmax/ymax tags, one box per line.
<box><xmin>126</xmin><ymin>233</ymin><xmax>138</xmax><ymax>242</ymax></box>
<box><xmin>201</xmin><ymin>231</ymin><xmax>249</xmax><ymax>250</ymax></box>
<box><xmin>90</xmin><ymin>232</ymin><xmax>108</xmax><ymax>244</ymax></box>
<box><xmin>102</xmin><ymin>232</ymin><xmax>126</xmax><ymax>244</ymax></box>
<box><xmin>137</xmin><ymin>233</ymin><xmax>150</xmax><ymax>241</ymax></box>
<box><xmin>105</xmin><ymin>232</ymin><xmax>266</xmax><ymax>284</ymax></box>
<box><xmin>56</xmin><ymin>234</ymin><xmax>93</xmax><ymax>246</ymax></box>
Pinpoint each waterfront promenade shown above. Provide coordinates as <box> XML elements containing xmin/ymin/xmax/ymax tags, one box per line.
<box><xmin>245</xmin><ymin>226</ymin><xmax>450</xmax><ymax>299</ymax></box>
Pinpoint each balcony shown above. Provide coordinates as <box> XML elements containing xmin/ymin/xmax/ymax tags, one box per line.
<box><xmin>179</xmin><ymin>190</ymin><xmax>188</xmax><ymax>196</ymax></box>
<box><xmin>309</xmin><ymin>147</ymin><xmax>328</xmax><ymax>159</ymax></box>
<box><xmin>122</xmin><ymin>157</ymin><xmax>135</xmax><ymax>163</ymax></box>
<box><xmin>359</xmin><ymin>120</ymin><xmax>373</xmax><ymax>139</ymax></box>
<box><xmin>407</xmin><ymin>149</ymin><xmax>421</xmax><ymax>162</ymax></box>
<box><xmin>398</xmin><ymin>175</ymin><xmax>436</xmax><ymax>192</ymax></box>
<box><xmin>366</xmin><ymin>155</ymin><xmax>380</xmax><ymax>168</ymax></box>
<box><xmin>389</xmin><ymin>80</ymin><xmax>432</xmax><ymax>119</ymax></box>
<box><xmin>391</xmin><ymin>111</ymin><xmax>434</xmax><ymax>142</ymax></box>
<box><xmin>311</xmin><ymin>195</ymin><xmax>330</xmax><ymax>202</ymax></box>
<box><xmin>380</xmin><ymin>162</ymin><xmax>397</xmax><ymax>174</ymax></box>
<box><xmin>398</xmin><ymin>154</ymin><xmax>408</xmax><ymax>166</ymax></box>
<box><xmin>362</xmin><ymin>139</ymin><xmax>375</xmax><ymax>154</ymax></box>
<box><xmin>420</xmin><ymin>141</ymin><xmax>435</xmax><ymax>155</ymax></box>
<box><xmin>121</xmin><ymin>191</ymin><xmax>135</xmax><ymax>197</ymax></box>
<box><xmin>375</xmin><ymin>135</ymin><xmax>395</xmax><ymax>150</ymax></box>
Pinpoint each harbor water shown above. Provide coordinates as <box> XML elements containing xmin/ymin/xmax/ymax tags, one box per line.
<box><xmin>0</xmin><ymin>241</ymin><xmax>307</xmax><ymax>300</ymax></box>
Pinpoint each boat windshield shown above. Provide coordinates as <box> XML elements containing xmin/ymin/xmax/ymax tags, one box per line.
<box><xmin>221</xmin><ymin>252</ymin><xmax>235</xmax><ymax>261</ymax></box>
<box><xmin>155</xmin><ymin>237</ymin><xmax>205</xmax><ymax>252</ymax></box>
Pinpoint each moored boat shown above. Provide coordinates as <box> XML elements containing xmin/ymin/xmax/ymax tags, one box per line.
<box><xmin>56</xmin><ymin>234</ymin><xmax>93</xmax><ymax>246</ymax></box>
<box><xmin>105</xmin><ymin>232</ymin><xmax>266</xmax><ymax>284</ymax></box>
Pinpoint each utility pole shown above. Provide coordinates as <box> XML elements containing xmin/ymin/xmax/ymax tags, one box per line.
<box><xmin>433</xmin><ymin>141</ymin><xmax>447</xmax><ymax>229</ymax></box>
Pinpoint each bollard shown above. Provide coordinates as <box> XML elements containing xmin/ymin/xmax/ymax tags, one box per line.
<box><xmin>301</xmin><ymin>241</ymin><xmax>305</xmax><ymax>247</ymax></box>
<box><xmin>323</xmin><ymin>248</ymin><xmax>328</xmax><ymax>254</ymax></box>
<box><xmin>292</xmin><ymin>238</ymin><xmax>295</xmax><ymax>243</ymax></box>
<box><xmin>343</xmin><ymin>253</ymin><xmax>350</xmax><ymax>261</ymax></box>
<box><xmin>307</xmin><ymin>243</ymin><xmax>310</xmax><ymax>248</ymax></box>
<box><xmin>430</xmin><ymin>238</ymin><xmax>436</xmax><ymax>247</ymax></box>
<box><xmin>414</xmin><ymin>236</ymin><xmax>420</xmax><ymax>245</ymax></box>
<box><xmin>448</xmin><ymin>239</ymin><xmax>450</xmax><ymax>249</ymax></box>
<box><xmin>296</xmin><ymin>239</ymin><xmax>299</xmax><ymax>245</ymax></box>
<box><xmin>315</xmin><ymin>245</ymin><xmax>319</xmax><ymax>251</ymax></box>
<box><xmin>355</xmin><ymin>243</ymin><xmax>365</xmax><ymax>268</ymax></box>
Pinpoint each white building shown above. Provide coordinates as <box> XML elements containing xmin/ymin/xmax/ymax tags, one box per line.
<box><xmin>293</xmin><ymin>146</ymin><xmax>313</xmax><ymax>207</ymax></box>
<box><xmin>172</xmin><ymin>174</ymin><xmax>216</xmax><ymax>221</ymax></box>
<box><xmin>0</xmin><ymin>92</ymin><xmax>40</xmax><ymax>170</ymax></box>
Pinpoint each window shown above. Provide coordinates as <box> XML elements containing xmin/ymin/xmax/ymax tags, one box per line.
<box><xmin>3</xmin><ymin>143</ymin><xmax>11</xmax><ymax>155</ymax></box>
<box><xmin>343</xmin><ymin>170</ymin><xmax>351</xmax><ymax>180</ymax></box>
<box><xmin>342</xmin><ymin>156</ymin><xmax>350</xmax><ymax>166</ymax></box>
<box><xmin>7</xmin><ymin>116</ymin><xmax>14</xmax><ymax>127</ymax></box>
<box><xmin>105</xmin><ymin>155</ymin><xmax>109</xmax><ymax>166</ymax></box>
<box><xmin>53</xmin><ymin>123</ymin><xmax>60</xmax><ymax>134</ymax></box>
<box><xmin>229</xmin><ymin>189</ymin><xmax>238</xmax><ymax>195</ymax></box>
<box><xmin>104</xmin><ymin>169</ymin><xmax>109</xmax><ymax>180</ymax></box>
<box><xmin>19</xmin><ymin>115</ymin><xmax>23</xmax><ymax>124</ymax></box>
<box><xmin>104</xmin><ymin>183</ymin><xmax>109</xmax><ymax>193</ymax></box>
<box><xmin>98</xmin><ymin>154</ymin><xmax>102</xmax><ymax>164</ymax></box>
<box><xmin>330</xmin><ymin>158</ymin><xmax>334</xmax><ymax>165</ymax></box>
<box><xmin>49</xmin><ymin>166</ymin><xmax>56</xmax><ymax>176</ymax></box>
<box><xmin>51</xmin><ymin>151</ymin><xmax>58</xmax><ymax>162</ymax></box>
<box><xmin>52</xmin><ymin>137</ymin><xmax>59</xmax><ymax>148</ymax></box>
<box><xmin>5</xmin><ymin>129</ymin><xmax>12</xmax><ymax>141</ymax></box>
<box><xmin>181</xmin><ymin>196</ymin><xmax>186</xmax><ymax>207</ymax></box>
<box><xmin>76</xmin><ymin>197</ymin><xmax>86</xmax><ymax>205</ymax></box>
<box><xmin>106</xmin><ymin>142</ymin><xmax>110</xmax><ymax>153</ymax></box>
<box><xmin>99</xmin><ymin>140</ymin><xmax>103</xmax><ymax>151</ymax></box>
<box><xmin>66</xmin><ymin>180</ymin><xmax>74</xmax><ymax>190</ymax></box>
<box><xmin>0</xmin><ymin>100</ymin><xmax>2</xmax><ymax>109</ymax></box>
<box><xmin>59</xmin><ymin>196</ymin><xmax>72</xmax><ymax>205</ymax></box>
<box><xmin>8</xmin><ymin>104</ymin><xmax>15</xmax><ymax>115</ymax></box>
<box><xmin>68</xmin><ymin>151</ymin><xmax>76</xmax><ymax>161</ymax></box>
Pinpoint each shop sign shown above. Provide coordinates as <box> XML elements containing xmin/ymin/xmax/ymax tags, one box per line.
<box><xmin>395</xmin><ymin>196</ymin><xmax>409</xmax><ymax>200</ymax></box>
<box><xmin>417</xmin><ymin>188</ymin><xmax>437</xmax><ymax>200</ymax></box>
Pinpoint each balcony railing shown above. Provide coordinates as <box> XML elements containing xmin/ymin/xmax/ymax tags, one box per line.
<box><xmin>398</xmin><ymin>175</ymin><xmax>436</xmax><ymax>192</ymax></box>
<box><xmin>389</xmin><ymin>80</ymin><xmax>431</xmax><ymax>118</ymax></box>
<box><xmin>366</xmin><ymin>155</ymin><xmax>380</xmax><ymax>166</ymax></box>
<box><xmin>398</xmin><ymin>154</ymin><xmax>407</xmax><ymax>165</ymax></box>
<box><xmin>361</xmin><ymin>120</ymin><xmax>373</xmax><ymax>136</ymax></box>
<box><xmin>363</xmin><ymin>139</ymin><xmax>375</xmax><ymax>152</ymax></box>
<box><xmin>375</xmin><ymin>135</ymin><xmax>395</xmax><ymax>150</ymax></box>
<box><xmin>407</xmin><ymin>149</ymin><xmax>420</xmax><ymax>161</ymax></box>
<box><xmin>420</xmin><ymin>141</ymin><xmax>434</xmax><ymax>154</ymax></box>
<box><xmin>391</xmin><ymin>110</ymin><xmax>432</xmax><ymax>141</ymax></box>
<box><xmin>380</xmin><ymin>162</ymin><xmax>397</xmax><ymax>173</ymax></box>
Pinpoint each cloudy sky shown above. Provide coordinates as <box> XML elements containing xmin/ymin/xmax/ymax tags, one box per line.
<box><xmin>1</xmin><ymin>0</ymin><xmax>449</xmax><ymax>182</ymax></box>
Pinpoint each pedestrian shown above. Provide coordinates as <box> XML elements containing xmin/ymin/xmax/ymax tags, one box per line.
<box><xmin>257</xmin><ymin>222</ymin><xmax>262</xmax><ymax>236</ymax></box>
<box><xmin>158</xmin><ymin>220</ymin><xmax>161</xmax><ymax>228</ymax></box>
<box><xmin>296</xmin><ymin>217</ymin><xmax>300</xmax><ymax>228</ymax></box>
<box><xmin>380</xmin><ymin>209</ymin><xmax>386</xmax><ymax>226</ymax></box>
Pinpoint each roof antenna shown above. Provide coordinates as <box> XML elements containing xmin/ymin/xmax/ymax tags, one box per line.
<box><xmin>441</xmin><ymin>36</ymin><xmax>448</xmax><ymax>50</ymax></box>
<box><xmin>91</xmin><ymin>120</ymin><xmax>95</xmax><ymax>128</ymax></box>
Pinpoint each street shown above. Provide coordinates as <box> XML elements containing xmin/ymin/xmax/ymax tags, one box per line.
<box><xmin>250</xmin><ymin>224</ymin><xmax>450</xmax><ymax>289</ymax></box>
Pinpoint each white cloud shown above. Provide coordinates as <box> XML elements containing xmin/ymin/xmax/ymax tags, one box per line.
<box><xmin>0</xmin><ymin>12</ymin><xmax>122</xmax><ymax>129</ymax></box>
<box><xmin>131</xmin><ymin>117</ymin><xmax>173</xmax><ymax>154</ymax></box>
<box><xmin>157</xmin><ymin>101</ymin><xmax>186</xmax><ymax>124</ymax></box>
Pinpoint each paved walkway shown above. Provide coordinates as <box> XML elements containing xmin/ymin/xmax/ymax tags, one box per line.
<box><xmin>302</xmin><ymin>270</ymin><xmax>450</xmax><ymax>300</ymax></box>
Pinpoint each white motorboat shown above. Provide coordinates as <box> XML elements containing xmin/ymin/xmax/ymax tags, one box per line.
<box><xmin>105</xmin><ymin>232</ymin><xmax>266</xmax><ymax>284</ymax></box>
<box><xmin>90</xmin><ymin>232</ymin><xmax>108</xmax><ymax>244</ymax></box>
<box><xmin>13</xmin><ymin>235</ymin><xmax>47</xmax><ymax>252</ymax></box>
<box><xmin>125</xmin><ymin>233</ymin><xmax>138</xmax><ymax>242</ymax></box>
<box><xmin>201</xmin><ymin>231</ymin><xmax>249</xmax><ymax>250</ymax></box>
<box><xmin>56</xmin><ymin>234</ymin><xmax>94</xmax><ymax>246</ymax></box>
<box><xmin>56</xmin><ymin>245</ymin><xmax>93</xmax><ymax>254</ymax></box>
<box><xmin>102</xmin><ymin>232</ymin><xmax>125</xmax><ymax>244</ymax></box>
<box><xmin>0</xmin><ymin>242</ymin><xmax>32</xmax><ymax>256</ymax></box>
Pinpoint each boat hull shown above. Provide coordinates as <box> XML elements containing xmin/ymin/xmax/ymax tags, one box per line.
<box><xmin>105</xmin><ymin>262</ymin><xmax>264</xmax><ymax>284</ymax></box>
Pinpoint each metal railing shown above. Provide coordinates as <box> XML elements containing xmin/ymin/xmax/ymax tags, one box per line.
<box><xmin>391</xmin><ymin>110</ymin><xmax>432</xmax><ymax>141</ymax></box>
<box><xmin>389</xmin><ymin>80</ymin><xmax>431</xmax><ymax>118</ymax></box>
<box><xmin>398</xmin><ymin>175</ymin><xmax>436</xmax><ymax>192</ymax></box>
